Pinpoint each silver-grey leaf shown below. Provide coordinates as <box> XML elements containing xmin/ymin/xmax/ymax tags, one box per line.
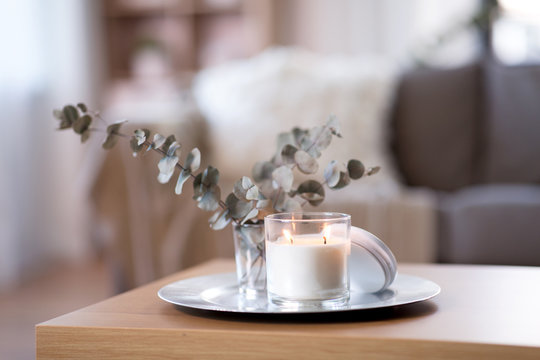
<box><xmin>245</xmin><ymin>185</ymin><xmax>259</xmax><ymax>201</ymax></box>
<box><xmin>280</xmin><ymin>144</ymin><xmax>298</xmax><ymax>164</ymax></box>
<box><xmin>256</xmin><ymin>199</ymin><xmax>271</xmax><ymax>209</ymax></box>
<box><xmin>152</xmin><ymin>133</ymin><xmax>166</xmax><ymax>149</ymax></box>
<box><xmin>81</xmin><ymin>129</ymin><xmax>91</xmax><ymax>143</ymax></box>
<box><xmin>197</xmin><ymin>186</ymin><xmax>221</xmax><ymax>211</ymax></box>
<box><xmin>225</xmin><ymin>193</ymin><xmax>252</xmax><ymax>219</ymax></box>
<box><xmin>73</xmin><ymin>114</ymin><xmax>92</xmax><ymax>134</ymax></box>
<box><xmin>77</xmin><ymin>103</ymin><xmax>88</xmax><ymax>113</ymax></box>
<box><xmin>157</xmin><ymin>156</ymin><xmax>179</xmax><ymax>184</ymax></box>
<box><xmin>297</xmin><ymin>180</ymin><xmax>325</xmax><ymax>206</ymax></box>
<box><xmin>134</xmin><ymin>129</ymin><xmax>147</xmax><ymax>146</ymax></box>
<box><xmin>233</xmin><ymin>178</ymin><xmax>247</xmax><ymax>200</ymax></box>
<box><xmin>240</xmin><ymin>207</ymin><xmax>259</xmax><ymax>225</ymax></box>
<box><xmin>324</xmin><ymin>160</ymin><xmax>341</xmax><ymax>187</ymax></box>
<box><xmin>272</xmin><ymin>165</ymin><xmax>294</xmax><ymax>192</ymax></box>
<box><xmin>106</xmin><ymin>120</ymin><xmax>128</xmax><ymax>136</ymax></box>
<box><xmin>252</xmin><ymin>161</ymin><xmax>275</xmax><ymax>182</ymax></box>
<box><xmin>53</xmin><ymin>109</ymin><xmax>64</xmax><ymax>120</ymax></box>
<box><xmin>185</xmin><ymin>148</ymin><xmax>201</xmax><ymax>172</ymax></box>
<box><xmin>282</xmin><ymin>197</ymin><xmax>302</xmax><ymax>212</ymax></box>
<box><xmin>330</xmin><ymin>171</ymin><xmax>351</xmax><ymax>189</ymax></box>
<box><xmin>210</xmin><ymin>209</ymin><xmax>231</xmax><ymax>230</ymax></box>
<box><xmin>103</xmin><ymin>133</ymin><xmax>120</xmax><ymax>149</ymax></box>
<box><xmin>276</xmin><ymin>132</ymin><xmax>295</xmax><ymax>153</ymax></box>
<box><xmin>175</xmin><ymin>169</ymin><xmax>191</xmax><ymax>195</ymax></box>
<box><xmin>326</xmin><ymin>114</ymin><xmax>342</xmax><ymax>137</ymax></box>
<box><xmin>294</xmin><ymin>150</ymin><xmax>319</xmax><ymax>174</ymax></box>
<box><xmin>162</xmin><ymin>135</ymin><xmax>176</xmax><ymax>154</ymax></box>
<box><xmin>366</xmin><ymin>166</ymin><xmax>381</xmax><ymax>176</ymax></box>
<box><xmin>167</xmin><ymin>141</ymin><xmax>181</xmax><ymax>157</ymax></box>
<box><xmin>130</xmin><ymin>136</ymin><xmax>144</xmax><ymax>154</ymax></box>
<box><xmin>62</xmin><ymin>105</ymin><xmax>79</xmax><ymax>125</ymax></box>
<box><xmin>303</xmin><ymin>126</ymin><xmax>332</xmax><ymax>158</ymax></box>
<box><xmin>201</xmin><ymin>166</ymin><xmax>220</xmax><ymax>187</ymax></box>
<box><xmin>241</xmin><ymin>176</ymin><xmax>253</xmax><ymax>189</ymax></box>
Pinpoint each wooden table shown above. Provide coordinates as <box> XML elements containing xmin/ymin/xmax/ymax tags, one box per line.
<box><xmin>36</xmin><ymin>259</ymin><xmax>540</xmax><ymax>359</ymax></box>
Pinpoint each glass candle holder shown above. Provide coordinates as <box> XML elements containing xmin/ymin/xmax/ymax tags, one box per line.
<box><xmin>264</xmin><ymin>212</ymin><xmax>351</xmax><ymax>309</ymax></box>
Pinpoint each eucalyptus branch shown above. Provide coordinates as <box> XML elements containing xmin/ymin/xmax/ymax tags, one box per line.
<box><xmin>53</xmin><ymin>103</ymin><xmax>379</xmax><ymax>231</ymax></box>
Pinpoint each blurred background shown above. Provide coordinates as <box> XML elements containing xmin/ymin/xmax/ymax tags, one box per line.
<box><xmin>2</xmin><ymin>0</ymin><xmax>540</xmax><ymax>358</ymax></box>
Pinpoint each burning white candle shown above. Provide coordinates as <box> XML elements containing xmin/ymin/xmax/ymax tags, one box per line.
<box><xmin>264</xmin><ymin>213</ymin><xmax>351</xmax><ymax>307</ymax></box>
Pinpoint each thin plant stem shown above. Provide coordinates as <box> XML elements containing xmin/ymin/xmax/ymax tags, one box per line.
<box><xmin>90</xmin><ymin>114</ymin><xmax>238</xmax><ymax>223</ymax></box>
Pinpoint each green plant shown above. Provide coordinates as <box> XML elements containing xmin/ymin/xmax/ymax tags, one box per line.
<box><xmin>53</xmin><ymin>103</ymin><xmax>380</xmax><ymax>230</ymax></box>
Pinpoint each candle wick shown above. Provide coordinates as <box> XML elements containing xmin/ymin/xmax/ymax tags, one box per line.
<box><xmin>323</xmin><ymin>236</ymin><xmax>327</xmax><ymax>245</ymax></box>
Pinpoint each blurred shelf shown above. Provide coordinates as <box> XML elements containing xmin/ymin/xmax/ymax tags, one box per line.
<box><xmin>101</xmin><ymin>0</ymin><xmax>274</xmax><ymax>83</ymax></box>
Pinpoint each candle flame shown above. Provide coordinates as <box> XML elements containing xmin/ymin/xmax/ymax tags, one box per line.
<box><xmin>323</xmin><ymin>226</ymin><xmax>331</xmax><ymax>245</ymax></box>
<box><xmin>283</xmin><ymin>229</ymin><xmax>293</xmax><ymax>244</ymax></box>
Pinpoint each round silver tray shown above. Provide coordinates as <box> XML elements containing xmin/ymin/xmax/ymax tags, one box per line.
<box><xmin>158</xmin><ymin>272</ymin><xmax>440</xmax><ymax>314</ymax></box>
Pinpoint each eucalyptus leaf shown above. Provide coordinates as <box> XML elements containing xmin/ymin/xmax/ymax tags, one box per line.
<box><xmin>225</xmin><ymin>193</ymin><xmax>252</xmax><ymax>219</ymax></box>
<box><xmin>53</xmin><ymin>109</ymin><xmax>64</xmax><ymax>119</ymax></box>
<box><xmin>208</xmin><ymin>209</ymin><xmax>222</xmax><ymax>224</ymax></box>
<box><xmin>324</xmin><ymin>160</ymin><xmax>341</xmax><ymax>187</ymax></box>
<box><xmin>80</xmin><ymin>129</ymin><xmax>91</xmax><ymax>143</ymax></box>
<box><xmin>167</xmin><ymin>141</ymin><xmax>181</xmax><ymax>157</ymax></box>
<box><xmin>280</xmin><ymin>144</ymin><xmax>298</xmax><ymax>164</ymax></box>
<box><xmin>185</xmin><ymin>148</ymin><xmax>201</xmax><ymax>172</ymax></box>
<box><xmin>77</xmin><ymin>103</ymin><xmax>88</xmax><ymax>113</ymax></box>
<box><xmin>233</xmin><ymin>176</ymin><xmax>259</xmax><ymax>201</ymax></box>
<box><xmin>330</xmin><ymin>171</ymin><xmax>351</xmax><ymax>189</ymax></box>
<box><xmin>73</xmin><ymin>114</ymin><xmax>92</xmax><ymax>134</ymax></box>
<box><xmin>197</xmin><ymin>185</ymin><xmax>221</xmax><ymax>211</ymax></box>
<box><xmin>103</xmin><ymin>134</ymin><xmax>119</xmax><ymax>149</ymax></box>
<box><xmin>107</xmin><ymin>120</ymin><xmax>128</xmax><ymax>135</ymax></box>
<box><xmin>174</xmin><ymin>169</ymin><xmax>191</xmax><ymax>195</ymax></box>
<box><xmin>54</xmin><ymin>109</ymin><xmax>71</xmax><ymax>130</ymax></box>
<box><xmin>245</xmin><ymin>185</ymin><xmax>259</xmax><ymax>201</ymax></box>
<box><xmin>240</xmin><ymin>207</ymin><xmax>259</xmax><ymax>225</ymax></box>
<box><xmin>192</xmin><ymin>173</ymin><xmax>204</xmax><ymax>199</ymax></box>
<box><xmin>281</xmin><ymin>197</ymin><xmax>302</xmax><ymax>212</ymax></box>
<box><xmin>302</xmin><ymin>126</ymin><xmax>332</xmax><ymax>158</ymax></box>
<box><xmin>294</xmin><ymin>150</ymin><xmax>318</xmax><ymax>174</ymax></box>
<box><xmin>347</xmin><ymin>159</ymin><xmax>365</xmax><ymax>179</ymax></box>
<box><xmin>157</xmin><ymin>155</ymin><xmax>179</xmax><ymax>184</ymax></box>
<box><xmin>201</xmin><ymin>166</ymin><xmax>219</xmax><ymax>187</ymax></box>
<box><xmin>297</xmin><ymin>180</ymin><xmax>325</xmax><ymax>206</ymax></box>
<box><xmin>62</xmin><ymin>105</ymin><xmax>79</xmax><ymax>125</ymax></box>
<box><xmin>256</xmin><ymin>198</ymin><xmax>271</xmax><ymax>209</ymax></box>
<box><xmin>367</xmin><ymin>166</ymin><xmax>381</xmax><ymax>176</ymax></box>
<box><xmin>152</xmin><ymin>133</ymin><xmax>166</xmax><ymax>149</ymax></box>
<box><xmin>276</xmin><ymin>132</ymin><xmax>295</xmax><ymax>154</ymax></box>
<box><xmin>162</xmin><ymin>135</ymin><xmax>176</xmax><ymax>154</ymax></box>
<box><xmin>272</xmin><ymin>165</ymin><xmax>294</xmax><ymax>192</ymax></box>
<box><xmin>252</xmin><ymin>161</ymin><xmax>275</xmax><ymax>182</ymax></box>
<box><xmin>209</xmin><ymin>209</ymin><xmax>231</xmax><ymax>230</ymax></box>
<box><xmin>130</xmin><ymin>136</ymin><xmax>144</xmax><ymax>154</ymax></box>
<box><xmin>326</xmin><ymin>115</ymin><xmax>342</xmax><ymax>138</ymax></box>
<box><xmin>58</xmin><ymin>119</ymin><xmax>72</xmax><ymax>129</ymax></box>
<box><xmin>193</xmin><ymin>167</ymin><xmax>220</xmax><ymax>200</ymax></box>
<box><xmin>233</xmin><ymin>178</ymin><xmax>246</xmax><ymax>200</ymax></box>
<box><xmin>134</xmin><ymin>129</ymin><xmax>147</xmax><ymax>146</ymax></box>
<box><xmin>292</xmin><ymin>127</ymin><xmax>308</xmax><ymax>147</ymax></box>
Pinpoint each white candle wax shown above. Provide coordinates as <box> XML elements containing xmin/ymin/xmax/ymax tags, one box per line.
<box><xmin>266</xmin><ymin>234</ymin><xmax>349</xmax><ymax>300</ymax></box>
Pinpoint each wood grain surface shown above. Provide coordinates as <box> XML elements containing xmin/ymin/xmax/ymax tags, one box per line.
<box><xmin>36</xmin><ymin>259</ymin><xmax>540</xmax><ymax>359</ymax></box>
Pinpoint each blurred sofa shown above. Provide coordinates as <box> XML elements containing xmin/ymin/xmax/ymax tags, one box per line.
<box><xmin>391</xmin><ymin>59</ymin><xmax>540</xmax><ymax>266</ymax></box>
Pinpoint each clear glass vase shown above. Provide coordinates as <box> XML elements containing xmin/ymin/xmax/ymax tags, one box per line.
<box><xmin>232</xmin><ymin>221</ymin><xmax>266</xmax><ymax>298</ymax></box>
